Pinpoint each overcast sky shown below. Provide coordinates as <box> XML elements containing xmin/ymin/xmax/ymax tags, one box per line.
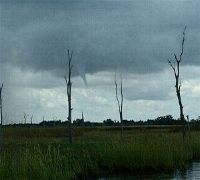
<box><xmin>0</xmin><ymin>0</ymin><xmax>200</xmax><ymax>124</ymax></box>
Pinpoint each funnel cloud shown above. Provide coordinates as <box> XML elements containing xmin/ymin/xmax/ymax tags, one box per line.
<box><xmin>0</xmin><ymin>0</ymin><xmax>200</xmax><ymax>123</ymax></box>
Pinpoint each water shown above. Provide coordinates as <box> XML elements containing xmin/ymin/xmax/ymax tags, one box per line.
<box><xmin>100</xmin><ymin>162</ymin><xmax>200</xmax><ymax>180</ymax></box>
<box><xmin>174</xmin><ymin>162</ymin><xmax>200</xmax><ymax>180</ymax></box>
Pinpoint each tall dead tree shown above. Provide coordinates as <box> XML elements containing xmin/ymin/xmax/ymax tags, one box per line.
<box><xmin>81</xmin><ymin>112</ymin><xmax>84</xmax><ymax>122</ymax></box>
<box><xmin>168</xmin><ymin>26</ymin><xmax>187</xmax><ymax>138</ymax></box>
<box><xmin>0</xmin><ymin>83</ymin><xmax>3</xmax><ymax>147</ymax></box>
<box><xmin>64</xmin><ymin>49</ymin><xmax>73</xmax><ymax>144</ymax></box>
<box><xmin>0</xmin><ymin>83</ymin><xmax>3</xmax><ymax>126</ymax></box>
<box><xmin>115</xmin><ymin>74</ymin><xmax>124</xmax><ymax>143</ymax></box>
<box><xmin>30</xmin><ymin>114</ymin><xmax>33</xmax><ymax>125</ymax></box>
<box><xmin>23</xmin><ymin>113</ymin><xmax>29</xmax><ymax>124</ymax></box>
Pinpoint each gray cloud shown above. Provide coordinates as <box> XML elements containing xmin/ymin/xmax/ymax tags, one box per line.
<box><xmin>1</xmin><ymin>0</ymin><xmax>200</xmax><ymax>123</ymax></box>
<box><xmin>1</xmin><ymin>0</ymin><xmax>200</xmax><ymax>82</ymax></box>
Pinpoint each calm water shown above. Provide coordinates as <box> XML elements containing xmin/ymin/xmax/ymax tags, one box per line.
<box><xmin>100</xmin><ymin>162</ymin><xmax>200</xmax><ymax>180</ymax></box>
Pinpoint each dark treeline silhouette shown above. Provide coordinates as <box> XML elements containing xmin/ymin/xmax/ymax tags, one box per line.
<box><xmin>103</xmin><ymin>115</ymin><xmax>181</xmax><ymax>126</ymax></box>
<box><xmin>3</xmin><ymin>115</ymin><xmax>200</xmax><ymax>130</ymax></box>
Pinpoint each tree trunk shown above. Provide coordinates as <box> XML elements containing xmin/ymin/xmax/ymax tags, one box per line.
<box><xmin>120</xmin><ymin>111</ymin><xmax>123</xmax><ymax>143</ymax></box>
<box><xmin>68</xmin><ymin>87</ymin><xmax>72</xmax><ymax>144</ymax></box>
<box><xmin>176</xmin><ymin>86</ymin><xmax>186</xmax><ymax>138</ymax></box>
<box><xmin>115</xmin><ymin>74</ymin><xmax>124</xmax><ymax>143</ymax></box>
<box><xmin>65</xmin><ymin>49</ymin><xmax>73</xmax><ymax>144</ymax></box>
<box><xmin>0</xmin><ymin>83</ymin><xmax>3</xmax><ymax>148</ymax></box>
<box><xmin>0</xmin><ymin>84</ymin><xmax>3</xmax><ymax>126</ymax></box>
<box><xmin>0</xmin><ymin>99</ymin><xmax>2</xmax><ymax>126</ymax></box>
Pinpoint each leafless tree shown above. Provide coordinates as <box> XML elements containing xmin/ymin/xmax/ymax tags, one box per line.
<box><xmin>64</xmin><ymin>49</ymin><xmax>73</xmax><ymax>144</ymax></box>
<box><xmin>168</xmin><ymin>26</ymin><xmax>187</xmax><ymax>138</ymax></box>
<box><xmin>0</xmin><ymin>83</ymin><xmax>3</xmax><ymax>126</ymax></box>
<box><xmin>115</xmin><ymin>74</ymin><xmax>124</xmax><ymax>143</ymax></box>
<box><xmin>23</xmin><ymin>112</ymin><xmax>29</xmax><ymax>124</ymax></box>
<box><xmin>30</xmin><ymin>114</ymin><xmax>33</xmax><ymax>125</ymax></box>
<box><xmin>186</xmin><ymin>115</ymin><xmax>190</xmax><ymax>133</ymax></box>
<box><xmin>82</xmin><ymin>112</ymin><xmax>84</xmax><ymax>121</ymax></box>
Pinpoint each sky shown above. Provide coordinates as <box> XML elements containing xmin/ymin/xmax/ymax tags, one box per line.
<box><xmin>0</xmin><ymin>0</ymin><xmax>200</xmax><ymax>124</ymax></box>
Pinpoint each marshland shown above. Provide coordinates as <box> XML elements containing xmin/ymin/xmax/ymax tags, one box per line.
<box><xmin>0</xmin><ymin>124</ymin><xmax>200</xmax><ymax>179</ymax></box>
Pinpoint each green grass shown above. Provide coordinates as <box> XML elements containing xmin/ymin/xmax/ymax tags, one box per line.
<box><xmin>0</xmin><ymin>126</ymin><xmax>200</xmax><ymax>179</ymax></box>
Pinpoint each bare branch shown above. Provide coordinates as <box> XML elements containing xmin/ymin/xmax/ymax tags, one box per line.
<box><xmin>120</xmin><ymin>74</ymin><xmax>123</xmax><ymax>109</ymax></box>
<box><xmin>168</xmin><ymin>59</ymin><xmax>175</xmax><ymax>69</ymax></box>
<box><xmin>168</xmin><ymin>59</ymin><xmax>177</xmax><ymax>77</ymax></box>
<box><xmin>115</xmin><ymin>77</ymin><xmax>121</xmax><ymax>114</ymax></box>
<box><xmin>180</xmin><ymin>26</ymin><xmax>186</xmax><ymax>62</ymax></box>
<box><xmin>174</xmin><ymin>54</ymin><xmax>179</xmax><ymax>62</ymax></box>
<box><xmin>64</xmin><ymin>76</ymin><xmax>67</xmax><ymax>83</ymax></box>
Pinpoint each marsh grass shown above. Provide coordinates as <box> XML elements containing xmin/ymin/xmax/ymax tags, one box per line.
<box><xmin>0</xmin><ymin>127</ymin><xmax>200</xmax><ymax>179</ymax></box>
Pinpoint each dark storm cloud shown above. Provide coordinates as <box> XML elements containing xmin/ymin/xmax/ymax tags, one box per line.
<box><xmin>124</xmin><ymin>85</ymin><xmax>170</xmax><ymax>101</ymax></box>
<box><xmin>1</xmin><ymin>0</ymin><xmax>200</xmax><ymax>80</ymax></box>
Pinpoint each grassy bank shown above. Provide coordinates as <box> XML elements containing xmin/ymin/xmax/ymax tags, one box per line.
<box><xmin>0</xmin><ymin>127</ymin><xmax>200</xmax><ymax>179</ymax></box>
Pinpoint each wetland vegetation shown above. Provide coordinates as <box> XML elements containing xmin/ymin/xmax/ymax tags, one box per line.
<box><xmin>0</xmin><ymin>126</ymin><xmax>200</xmax><ymax>179</ymax></box>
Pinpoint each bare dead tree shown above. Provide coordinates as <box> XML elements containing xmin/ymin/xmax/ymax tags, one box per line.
<box><xmin>186</xmin><ymin>115</ymin><xmax>190</xmax><ymax>133</ymax></box>
<box><xmin>30</xmin><ymin>114</ymin><xmax>33</xmax><ymax>125</ymax></box>
<box><xmin>64</xmin><ymin>49</ymin><xmax>73</xmax><ymax>144</ymax></box>
<box><xmin>168</xmin><ymin>26</ymin><xmax>187</xmax><ymax>138</ymax></box>
<box><xmin>0</xmin><ymin>83</ymin><xmax>3</xmax><ymax>147</ymax></box>
<box><xmin>23</xmin><ymin>113</ymin><xmax>29</xmax><ymax>124</ymax></box>
<box><xmin>115</xmin><ymin>74</ymin><xmax>124</xmax><ymax>143</ymax></box>
<box><xmin>0</xmin><ymin>83</ymin><xmax>3</xmax><ymax>126</ymax></box>
<box><xmin>82</xmin><ymin>112</ymin><xmax>84</xmax><ymax>122</ymax></box>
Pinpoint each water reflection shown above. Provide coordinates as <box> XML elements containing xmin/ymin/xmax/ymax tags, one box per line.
<box><xmin>174</xmin><ymin>162</ymin><xmax>200</xmax><ymax>180</ymax></box>
<box><xmin>100</xmin><ymin>162</ymin><xmax>200</xmax><ymax>180</ymax></box>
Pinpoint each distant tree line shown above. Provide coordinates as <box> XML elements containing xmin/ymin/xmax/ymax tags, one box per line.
<box><xmin>3</xmin><ymin>115</ymin><xmax>200</xmax><ymax>130</ymax></box>
<box><xmin>103</xmin><ymin>115</ymin><xmax>181</xmax><ymax>126</ymax></box>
